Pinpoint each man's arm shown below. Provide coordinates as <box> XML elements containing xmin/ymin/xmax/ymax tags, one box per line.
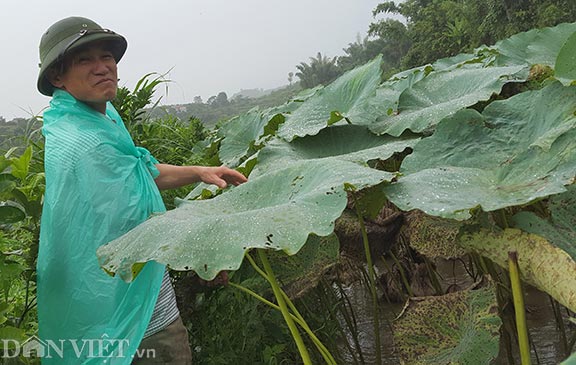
<box><xmin>154</xmin><ymin>164</ymin><xmax>247</xmax><ymax>190</ymax></box>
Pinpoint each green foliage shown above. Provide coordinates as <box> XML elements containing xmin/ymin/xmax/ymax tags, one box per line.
<box><xmin>150</xmin><ymin>84</ymin><xmax>303</xmax><ymax>129</ymax></box>
<box><xmin>189</xmin><ymin>258</ymin><xmax>349</xmax><ymax>364</ymax></box>
<box><xmin>512</xmin><ymin>184</ymin><xmax>576</xmax><ymax>263</ymax></box>
<box><xmin>491</xmin><ymin>22</ymin><xmax>576</xmax><ymax>68</ymax></box>
<box><xmin>217</xmin><ymin>108</ymin><xmax>270</xmax><ymax>167</ymax></box>
<box><xmin>98</xmin><ymin>21</ymin><xmax>576</xmax><ymax>363</ymax></box>
<box><xmin>266</xmin><ymin>234</ymin><xmax>340</xmax><ymax>299</ymax></box>
<box><xmin>279</xmin><ymin>55</ymin><xmax>386</xmax><ymax>141</ymax></box>
<box><xmin>295</xmin><ymin>52</ymin><xmax>341</xmax><ymax>89</ymax></box>
<box><xmin>368</xmin><ymin>64</ymin><xmax>528</xmax><ymax>136</ymax></box>
<box><xmin>188</xmin><ymin>274</ymin><xmax>295</xmax><ymax>364</ymax></box>
<box><xmin>98</xmin><ymin>156</ymin><xmax>393</xmax><ymax>281</ymax></box>
<box><xmin>0</xmin><ymin>117</ymin><xmax>43</xmax><ymax>153</ymax></box>
<box><xmin>134</xmin><ymin>115</ymin><xmax>208</xmax><ymax>167</ymax></box>
<box><xmin>555</xmin><ymin>30</ymin><xmax>576</xmax><ymax>84</ymax></box>
<box><xmin>0</xmin><ymin>145</ymin><xmax>44</xmax><ymax>365</ymax></box>
<box><xmin>112</xmin><ymin>72</ymin><xmax>168</xmax><ymax>131</ymax></box>
<box><xmin>362</xmin><ymin>19</ymin><xmax>412</xmax><ymax>77</ymax></box>
<box><xmin>112</xmin><ymin>73</ymin><xmax>210</xmax><ymax>208</ymax></box>
<box><xmin>369</xmin><ymin>0</ymin><xmax>576</xmax><ymax>70</ymax></box>
<box><xmin>384</xmin><ymin>82</ymin><xmax>576</xmax><ymax>219</ymax></box>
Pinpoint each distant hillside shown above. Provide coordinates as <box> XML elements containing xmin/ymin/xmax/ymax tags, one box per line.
<box><xmin>231</xmin><ymin>85</ymin><xmax>293</xmax><ymax>100</ymax></box>
<box><xmin>0</xmin><ymin>117</ymin><xmax>42</xmax><ymax>151</ymax></box>
<box><xmin>148</xmin><ymin>83</ymin><xmax>302</xmax><ymax>129</ymax></box>
<box><xmin>231</xmin><ymin>88</ymin><xmax>269</xmax><ymax>99</ymax></box>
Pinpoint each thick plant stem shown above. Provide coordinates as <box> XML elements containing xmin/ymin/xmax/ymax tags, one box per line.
<box><xmin>230</xmin><ymin>282</ymin><xmax>335</xmax><ymax>363</ymax></box>
<box><xmin>508</xmin><ymin>251</ymin><xmax>531</xmax><ymax>365</ymax></box>
<box><xmin>354</xmin><ymin>203</ymin><xmax>382</xmax><ymax>365</ymax></box>
<box><xmin>281</xmin><ymin>291</ymin><xmax>337</xmax><ymax>364</ymax></box>
<box><xmin>258</xmin><ymin>249</ymin><xmax>313</xmax><ymax>365</ymax></box>
<box><xmin>245</xmin><ymin>254</ymin><xmax>335</xmax><ymax>364</ymax></box>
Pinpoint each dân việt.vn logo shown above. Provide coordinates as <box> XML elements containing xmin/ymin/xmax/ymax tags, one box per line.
<box><xmin>1</xmin><ymin>334</ymin><xmax>155</xmax><ymax>360</ymax></box>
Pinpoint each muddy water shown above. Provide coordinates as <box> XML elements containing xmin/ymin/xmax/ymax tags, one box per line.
<box><xmin>496</xmin><ymin>286</ymin><xmax>574</xmax><ymax>365</ymax></box>
<box><xmin>337</xmin><ymin>279</ymin><xmax>402</xmax><ymax>365</ymax></box>
<box><xmin>337</xmin><ymin>258</ymin><xmax>574</xmax><ymax>364</ymax></box>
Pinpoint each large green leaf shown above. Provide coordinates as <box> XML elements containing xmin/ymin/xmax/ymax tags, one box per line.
<box><xmin>385</xmin><ymin>82</ymin><xmax>576</xmax><ymax>219</ymax></box>
<box><xmin>252</xmin><ymin>124</ymin><xmax>419</xmax><ymax>176</ymax></box>
<box><xmin>555</xmin><ymin>30</ymin><xmax>576</xmax><ymax>85</ymax></box>
<box><xmin>98</xmin><ymin>159</ymin><xmax>392</xmax><ymax>281</ymax></box>
<box><xmin>0</xmin><ymin>326</ymin><xmax>27</xmax><ymax>347</ymax></box>
<box><xmin>9</xmin><ymin>146</ymin><xmax>32</xmax><ymax>180</ymax></box>
<box><xmin>356</xmin><ymin>68</ymin><xmax>431</xmax><ymax>126</ymax></box>
<box><xmin>0</xmin><ymin>202</ymin><xmax>26</xmax><ymax>224</ymax></box>
<box><xmin>512</xmin><ymin>185</ymin><xmax>576</xmax><ymax>260</ymax></box>
<box><xmin>0</xmin><ymin>257</ymin><xmax>24</xmax><ymax>297</ymax></box>
<box><xmin>460</xmin><ymin>228</ymin><xmax>576</xmax><ymax>312</ymax></box>
<box><xmin>431</xmin><ymin>53</ymin><xmax>482</xmax><ymax>71</ymax></box>
<box><xmin>217</xmin><ymin>89</ymin><xmax>319</xmax><ymax>167</ymax></box>
<box><xmin>491</xmin><ymin>22</ymin><xmax>576</xmax><ymax>68</ymax></box>
<box><xmin>277</xmin><ymin>55</ymin><xmax>383</xmax><ymax>141</ymax></box>
<box><xmin>268</xmin><ymin>233</ymin><xmax>339</xmax><ymax>299</ymax></box>
<box><xmin>0</xmin><ymin>302</ymin><xmax>12</xmax><ymax>326</ymax></box>
<box><xmin>368</xmin><ymin>64</ymin><xmax>528</xmax><ymax>136</ymax></box>
<box><xmin>0</xmin><ymin>174</ymin><xmax>16</xmax><ymax>197</ymax></box>
<box><xmin>0</xmin><ymin>156</ymin><xmax>10</xmax><ymax>174</ymax></box>
<box><xmin>218</xmin><ymin>108</ymin><xmax>269</xmax><ymax>167</ymax></box>
<box><xmin>393</xmin><ymin>286</ymin><xmax>501</xmax><ymax>365</ymax></box>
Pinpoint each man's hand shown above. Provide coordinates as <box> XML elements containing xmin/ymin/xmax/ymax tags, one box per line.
<box><xmin>155</xmin><ymin>164</ymin><xmax>247</xmax><ymax>190</ymax></box>
<box><xmin>197</xmin><ymin>166</ymin><xmax>248</xmax><ymax>189</ymax></box>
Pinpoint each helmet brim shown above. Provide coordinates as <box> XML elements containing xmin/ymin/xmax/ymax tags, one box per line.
<box><xmin>37</xmin><ymin>32</ymin><xmax>127</xmax><ymax>96</ymax></box>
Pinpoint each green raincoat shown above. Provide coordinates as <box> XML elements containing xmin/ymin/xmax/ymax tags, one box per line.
<box><xmin>38</xmin><ymin>89</ymin><xmax>165</xmax><ymax>364</ymax></box>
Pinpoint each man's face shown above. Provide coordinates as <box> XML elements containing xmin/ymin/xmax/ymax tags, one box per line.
<box><xmin>50</xmin><ymin>43</ymin><xmax>118</xmax><ymax>110</ymax></box>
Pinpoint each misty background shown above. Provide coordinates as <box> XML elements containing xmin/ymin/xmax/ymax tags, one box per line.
<box><xmin>0</xmin><ymin>0</ymin><xmax>387</xmax><ymax>120</ymax></box>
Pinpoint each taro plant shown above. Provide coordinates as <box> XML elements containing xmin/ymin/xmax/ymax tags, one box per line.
<box><xmin>98</xmin><ymin>22</ymin><xmax>576</xmax><ymax>364</ymax></box>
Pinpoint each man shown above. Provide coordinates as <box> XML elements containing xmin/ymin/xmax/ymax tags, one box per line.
<box><xmin>36</xmin><ymin>16</ymin><xmax>246</xmax><ymax>364</ymax></box>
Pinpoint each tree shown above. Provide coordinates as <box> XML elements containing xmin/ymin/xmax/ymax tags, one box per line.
<box><xmin>295</xmin><ymin>52</ymin><xmax>341</xmax><ymax>89</ymax></box>
<box><xmin>193</xmin><ymin>96</ymin><xmax>203</xmax><ymax>104</ymax></box>
<box><xmin>371</xmin><ymin>0</ymin><xmax>576</xmax><ymax>69</ymax></box>
<box><xmin>337</xmin><ymin>19</ymin><xmax>411</xmax><ymax>76</ymax></box>
<box><xmin>213</xmin><ymin>92</ymin><xmax>229</xmax><ymax>107</ymax></box>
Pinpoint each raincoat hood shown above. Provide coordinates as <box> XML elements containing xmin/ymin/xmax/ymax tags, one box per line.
<box><xmin>37</xmin><ymin>90</ymin><xmax>165</xmax><ymax>364</ymax></box>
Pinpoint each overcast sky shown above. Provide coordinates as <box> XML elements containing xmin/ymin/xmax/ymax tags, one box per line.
<box><xmin>0</xmin><ymin>0</ymin><xmax>389</xmax><ymax>120</ymax></box>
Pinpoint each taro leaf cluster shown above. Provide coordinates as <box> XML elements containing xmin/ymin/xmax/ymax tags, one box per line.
<box><xmin>98</xmin><ymin>23</ymin><xmax>576</xmax><ymax>362</ymax></box>
<box><xmin>384</xmin><ymin>82</ymin><xmax>576</xmax><ymax>220</ymax></box>
<box><xmin>98</xmin><ymin>128</ymin><xmax>410</xmax><ymax>280</ymax></box>
<box><xmin>100</xmin><ymin>21</ymin><xmax>576</xmax><ymax>284</ymax></box>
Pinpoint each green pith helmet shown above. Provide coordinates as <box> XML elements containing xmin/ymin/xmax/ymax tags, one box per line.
<box><xmin>37</xmin><ymin>16</ymin><xmax>127</xmax><ymax>96</ymax></box>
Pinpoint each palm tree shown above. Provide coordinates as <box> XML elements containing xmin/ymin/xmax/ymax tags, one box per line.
<box><xmin>295</xmin><ymin>52</ymin><xmax>341</xmax><ymax>89</ymax></box>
